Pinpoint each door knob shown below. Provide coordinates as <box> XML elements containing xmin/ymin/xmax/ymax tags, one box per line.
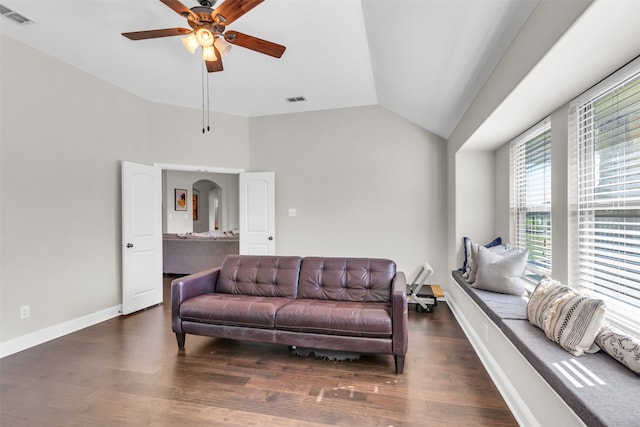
<box><xmin>268</xmin><ymin>236</ymin><xmax>273</xmax><ymax>241</ymax></box>
<box><xmin>126</xmin><ymin>243</ymin><xmax>134</xmax><ymax>248</ymax></box>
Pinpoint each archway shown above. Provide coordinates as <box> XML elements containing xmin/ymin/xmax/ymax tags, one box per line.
<box><xmin>192</xmin><ymin>179</ymin><xmax>220</xmax><ymax>232</ymax></box>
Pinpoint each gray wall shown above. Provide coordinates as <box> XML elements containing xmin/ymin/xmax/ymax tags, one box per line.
<box><xmin>249</xmin><ymin>106</ymin><xmax>447</xmax><ymax>280</ymax></box>
<box><xmin>0</xmin><ymin>35</ymin><xmax>249</xmax><ymax>345</ymax></box>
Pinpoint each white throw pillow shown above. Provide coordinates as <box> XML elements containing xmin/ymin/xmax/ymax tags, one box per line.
<box><xmin>471</xmin><ymin>245</ymin><xmax>528</xmax><ymax>295</ymax></box>
<box><xmin>595</xmin><ymin>324</ymin><xmax>640</xmax><ymax>375</ymax></box>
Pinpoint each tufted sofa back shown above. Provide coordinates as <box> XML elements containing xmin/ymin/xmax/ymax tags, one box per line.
<box><xmin>217</xmin><ymin>255</ymin><xmax>302</xmax><ymax>297</ymax></box>
<box><xmin>298</xmin><ymin>257</ymin><xmax>396</xmax><ymax>302</ymax></box>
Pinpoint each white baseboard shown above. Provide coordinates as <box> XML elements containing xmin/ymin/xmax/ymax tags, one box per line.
<box><xmin>0</xmin><ymin>305</ymin><xmax>122</xmax><ymax>358</ymax></box>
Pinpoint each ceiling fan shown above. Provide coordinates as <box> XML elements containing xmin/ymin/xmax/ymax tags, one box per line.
<box><xmin>122</xmin><ymin>0</ymin><xmax>286</xmax><ymax>73</ymax></box>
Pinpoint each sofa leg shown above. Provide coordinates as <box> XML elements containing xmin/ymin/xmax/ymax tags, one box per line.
<box><xmin>394</xmin><ymin>355</ymin><xmax>405</xmax><ymax>374</ymax></box>
<box><xmin>175</xmin><ymin>333</ymin><xmax>185</xmax><ymax>350</ymax></box>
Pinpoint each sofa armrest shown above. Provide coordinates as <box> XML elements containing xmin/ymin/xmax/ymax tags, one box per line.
<box><xmin>171</xmin><ymin>267</ymin><xmax>220</xmax><ymax>333</ymax></box>
<box><xmin>391</xmin><ymin>271</ymin><xmax>408</xmax><ymax>356</ymax></box>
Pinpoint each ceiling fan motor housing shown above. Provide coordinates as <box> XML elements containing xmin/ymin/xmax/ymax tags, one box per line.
<box><xmin>187</xmin><ymin>6</ymin><xmax>226</xmax><ymax>34</ymax></box>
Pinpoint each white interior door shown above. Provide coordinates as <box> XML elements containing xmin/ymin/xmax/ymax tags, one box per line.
<box><xmin>240</xmin><ymin>171</ymin><xmax>275</xmax><ymax>255</ymax></box>
<box><xmin>122</xmin><ymin>161</ymin><xmax>163</xmax><ymax>314</ymax></box>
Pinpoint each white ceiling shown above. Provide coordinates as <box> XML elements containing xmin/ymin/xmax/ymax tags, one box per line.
<box><xmin>0</xmin><ymin>0</ymin><xmax>541</xmax><ymax>139</ymax></box>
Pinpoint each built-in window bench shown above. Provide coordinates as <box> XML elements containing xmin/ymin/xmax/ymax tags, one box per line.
<box><xmin>447</xmin><ymin>271</ymin><xmax>638</xmax><ymax>427</ymax></box>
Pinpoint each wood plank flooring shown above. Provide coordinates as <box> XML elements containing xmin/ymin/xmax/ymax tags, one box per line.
<box><xmin>0</xmin><ymin>276</ymin><xmax>517</xmax><ymax>426</ymax></box>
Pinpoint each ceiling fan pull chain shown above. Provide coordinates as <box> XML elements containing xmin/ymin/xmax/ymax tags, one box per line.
<box><xmin>207</xmin><ymin>73</ymin><xmax>211</xmax><ymax>132</ymax></box>
<box><xmin>202</xmin><ymin>61</ymin><xmax>206</xmax><ymax>134</ymax></box>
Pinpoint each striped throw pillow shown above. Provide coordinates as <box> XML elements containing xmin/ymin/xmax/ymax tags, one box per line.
<box><xmin>528</xmin><ymin>279</ymin><xmax>606</xmax><ymax>356</ymax></box>
<box><xmin>527</xmin><ymin>279</ymin><xmax>570</xmax><ymax>330</ymax></box>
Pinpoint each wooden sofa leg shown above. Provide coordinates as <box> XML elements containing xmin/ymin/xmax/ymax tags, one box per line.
<box><xmin>395</xmin><ymin>355</ymin><xmax>405</xmax><ymax>374</ymax></box>
<box><xmin>175</xmin><ymin>333</ymin><xmax>185</xmax><ymax>350</ymax></box>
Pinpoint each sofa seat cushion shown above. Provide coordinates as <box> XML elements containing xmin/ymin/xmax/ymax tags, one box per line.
<box><xmin>275</xmin><ymin>299</ymin><xmax>392</xmax><ymax>338</ymax></box>
<box><xmin>180</xmin><ymin>294</ymin><xmax>293</xmax><ymax>329</ymax></box>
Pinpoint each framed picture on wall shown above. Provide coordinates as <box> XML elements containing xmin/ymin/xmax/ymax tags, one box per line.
<box><xmin>175</xmin><ymin>189</ymin><xmax>187</xmax><ymax>211</ymax></box>
<box><xmin>193</xmin><ymin>194</ymin><xmax>198</xmax><ymax>220</ymax></box>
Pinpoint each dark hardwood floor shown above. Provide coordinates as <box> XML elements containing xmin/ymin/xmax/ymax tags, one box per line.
<box><xmin>0</xmin><ymin>276</ymin><xmax>517</xmax><ymax>426</ymax></box>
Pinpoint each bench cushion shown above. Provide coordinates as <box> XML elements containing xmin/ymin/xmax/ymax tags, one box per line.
<box><xmin>502</xmin><ymin>319</ymin><xmax>639</xmax><ymax>427</ymax></box>
<box><xmin>275</xmin><ymin>299</ymin><xmax>392</xmax><ymax>338</ymax></box>
<box><xmin>452</xmin><ymin>270</ymin><xmax>528</xmax><ymax>323</ymax></box>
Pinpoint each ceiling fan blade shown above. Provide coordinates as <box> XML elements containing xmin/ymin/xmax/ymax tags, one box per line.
<box><xmin>206</xmin><ymin>46</ymin><xmax>224</xmax><ymax>72</ymax></box>
<box><xmin>213</xmin><ymin>0</ymin><xmax>263</xmax><ymax>25</ymax></box>
<box><xmin>224</xmin><ymin>31</ymin><xmax>285</xmax><ymax>58</ymax></box>
<box><xmin>122</xmin><ymin>28</ymin><xmax>192</xmax><ymax>40</ymax></box>
<box><xmin>160</xmin><ymin>0</ymin><xmax>196</xmax><ymax>18</ymax></box>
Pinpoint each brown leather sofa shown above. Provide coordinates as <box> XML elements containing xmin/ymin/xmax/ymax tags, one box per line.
<box><xmin>171</xmin><ymin>255</ymin><xmax>409</xmax><ymax>373</ymax></box>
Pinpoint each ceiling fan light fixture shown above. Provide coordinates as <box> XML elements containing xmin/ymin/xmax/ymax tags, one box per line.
<box><xmin>181</xmin><ymin>34</ymin><xmax>199</xmax><ymax>54</ymax></box>
<box><xmin>195</xmin><ymin>28</ymin><xmax>214</xmax><ymax>47</ymax></box>
<box><xmin>213</xmin><ymin>37</ymin><xmax>232</xmax><ymax>57</ymax></box>
<box><xmin>201</xmin><ymin>45</ymin><xmax>217</xmax><ymax>61</ymax></box>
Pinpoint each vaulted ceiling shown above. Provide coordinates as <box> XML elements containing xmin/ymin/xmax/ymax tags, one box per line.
<box><xmin>1</xmin><ymin>0</ymin><xmax>541</xmax><ymax>140</ymax></box>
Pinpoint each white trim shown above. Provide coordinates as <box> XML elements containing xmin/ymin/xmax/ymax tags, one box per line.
<box><xmin>510</xmin><ymin>116</ymin><xmax>551</xmax><ymax>146</ymax></box>
<box><xmin>153</xmin><ymin>163</ymin><xmax>245</xmax><ymax>174</ymax></box>
<box><xmin>570</xmin><ymin>55</ymin><xmax>640</xmax><ymax>107</ymax></box>
<box><xmin>0</xmin><ymin>305</ymin><xmax>122</xmax><ymax>358</ymax></box>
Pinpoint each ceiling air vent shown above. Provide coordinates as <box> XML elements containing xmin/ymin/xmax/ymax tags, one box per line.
<box><xmin>0</xmin><ymin>3</ymin><xmax>35</xmax><ymax>25</ymax></box>
<box><xmin>286</xmin><ymin>96</ymin><xmax>306</xmax><ymax>103</ymax></box>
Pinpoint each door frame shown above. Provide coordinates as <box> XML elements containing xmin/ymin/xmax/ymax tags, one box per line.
<box><xmin>153</xmin><ymin>163</ymin><xmax>245</xmax><ymax>175</ymax></box>
<box><xmin>154</xmin><ymin>162</ymin><xmax>245</xmax><ymax>235</ymax></box>
<box><xmin>154</xmin><ymin>163</ymin><xmax>275</xmax><ymax>254</ymax></box>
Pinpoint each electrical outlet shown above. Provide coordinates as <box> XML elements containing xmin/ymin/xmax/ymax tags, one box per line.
<box><xmin>20</xmin><ymin>305</ymin><xmax>30</xmax><ymax>319</ymax></box>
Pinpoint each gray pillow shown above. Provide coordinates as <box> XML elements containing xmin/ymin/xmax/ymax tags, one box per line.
<box><xmin>472</xmin><ymin>245</ymin><xmax>528</xmax><ymax>295</ymax></box>
<box><xmin>596</xmin><ymin>324</ymin><xmax>640</xmax><ymax>375</ymax></box>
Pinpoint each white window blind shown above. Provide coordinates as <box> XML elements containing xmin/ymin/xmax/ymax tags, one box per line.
<box><xmin>571</xmin><ymin>57</ymin><xmax>640</xmax><ymax>332</ymax></box>
<box><xmin>511</xmin><ymin>118</ymin><xmax>552</xmax><ymax>277</ymax></box>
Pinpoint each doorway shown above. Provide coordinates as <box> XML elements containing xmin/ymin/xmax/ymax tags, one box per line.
<box><xmin>162</xmin><ymin>169</ymin><xmax>240</xmax><ymax>234</ymax></box>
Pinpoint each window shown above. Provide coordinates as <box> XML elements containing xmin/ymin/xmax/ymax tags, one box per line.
<box><xmin>510</xmin><ymin>118</ymin><xmax>552</xmax><ymax>280</ymax></box>
<box><xmin>571</xmin><ymin>58</ymin><xmax>640</xmax><ymax>332</ymax></box>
